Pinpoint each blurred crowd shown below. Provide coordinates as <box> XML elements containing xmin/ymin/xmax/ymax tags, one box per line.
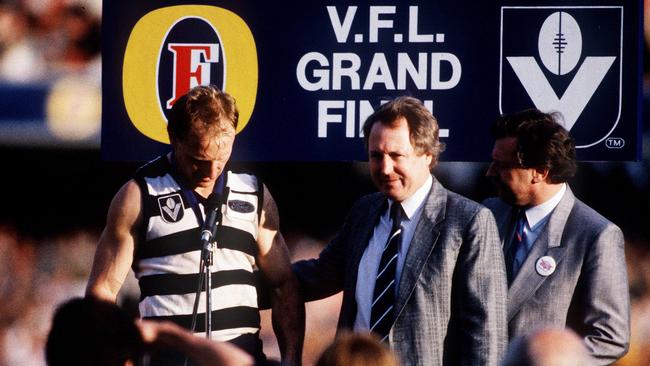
<box><xmin>0</xmin><ymin>0</ymin><xmax>648</xmax><ymax>365</ymax></box>
<box><xmin>0</xmin><ymin>225</ymin><xmax>97</xmax><ymax>365</ymax></box>
<box><xmin>623</xmin><ymin>239</ymin><xmax>650</xmax><ymax>365</ymax></box>
<box><xmin>0</xmin><ymin>0</ymin><xmax>100</xmax><ymax>84</ymax></box>
<box><xmin>0</xmin><ymin>225</ymin><xmax>344</xmax><ymax>365</ymax></box>
<box><xmin>2</xmin><ymin>214</ymin><xmax>650</xmax><ymax>365</ymax></box>
<box><xmin>0</xmin><ymin>0</ymin><xmax>102</xmax><ymax>146</ymax></box>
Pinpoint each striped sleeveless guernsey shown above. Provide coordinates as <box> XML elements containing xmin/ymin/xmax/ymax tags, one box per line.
<box><xmin>134</xmin><ymin>154</ymin><xmax>262</xmax><ymax>343</ymax></box>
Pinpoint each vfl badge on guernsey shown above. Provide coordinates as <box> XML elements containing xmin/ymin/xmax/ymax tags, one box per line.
<box><xmin>228</xmin><ymin>200</ymin><xmax>255</xmax><ymax>214</ymax></box>
<box><xmin>158</xmin><ymin>194</ymin><xmax>185</xmax><ymax>223</ymax></box>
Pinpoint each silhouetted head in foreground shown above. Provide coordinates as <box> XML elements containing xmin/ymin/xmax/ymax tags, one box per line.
<box><xmin>501</xmin><ymin>327</ymin><xmax>588</xmax><ymax>366</ymax></box>
<box><xmin>46</xmin><ymin>296</ymin><xmax>143</xmax><ymax>366</ymax></box>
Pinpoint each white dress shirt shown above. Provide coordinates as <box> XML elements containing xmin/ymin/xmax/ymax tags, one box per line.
<box><xmin>517</xmin><ymin>183</ymin><xmax>567</xmax><ymax>263</ymax></box>
<box><xmin>353</xmin><ymin>175</ymin><xmax>433</xmax><ymax>331</ymax></box>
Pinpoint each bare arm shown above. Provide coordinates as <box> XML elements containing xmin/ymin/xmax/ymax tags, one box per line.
<box><xmin>138</xmin><ymin>320</ymin><xmax>254</xmax><ymax>366</ymax></box>
<box><xmin>86</xmin><ymin>180</ymin><xmax>141</xmax><ymax>302</ymax></box>
<box><xmin>256</xmin><ymin>184</ymin><xmax>305</xmax><ymax>366</ymax></box>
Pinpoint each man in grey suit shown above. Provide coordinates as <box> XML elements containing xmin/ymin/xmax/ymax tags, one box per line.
<box><xmin>483</xmin><ymin>109</ymin><xmax>630</xmax><ymax>365</ymax></box>
<box><xmin>293</xmin><ymin>97</ymin><xmax>508</xmax><ymax>365</ymax></box>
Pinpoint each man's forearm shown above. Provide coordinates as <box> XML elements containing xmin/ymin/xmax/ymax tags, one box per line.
<box><xmin>85</xmin><ymin>278</ymin><xmax>120</xmax><ymax>303</ymax></box>
<box><xmin>271</xmin><ymin>275</ymin><xmax>305</xmax><ymax>366</ymax></box>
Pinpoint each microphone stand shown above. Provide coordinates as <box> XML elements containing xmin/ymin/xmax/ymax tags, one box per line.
<box><xmin>201</xmin><ymin>232</ymin><xmax>214</xmax><ymax>340</ymax></box>
<box><xmin>186</xmin><ymin>189</ymin><xmax>227</xmax><ymax>366</ymax></box>
<box><xmin>189</xmin><ymin>194</ymin><xmax>224</xmax><ymax>341</ymax></box>
<box><xmin>189</xmin><ymin>224</ymin><xmax>218</xmax><ymax>340</ymax></box>
<box><xmin>186</xmin><ymin>213</ymin><xmax>219</xmax><ymax>365</ymax></box>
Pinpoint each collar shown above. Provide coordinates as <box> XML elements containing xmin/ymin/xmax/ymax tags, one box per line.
<box><xmin>167</xmin><ymin>151</ymin><xmax>227</xmax><ymax>226</ymax></box>
<box><xmin>523</xmin><ymin>183</ymin><xmax>566</xmax><ymax>229</ymax></box>
<box><xmin>389</xmin><ymin>175</ymin><xmax>433</xmax><ymax>221</ymax></box>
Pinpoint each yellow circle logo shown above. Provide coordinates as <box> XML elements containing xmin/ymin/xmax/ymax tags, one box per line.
<box><xmin>123</xmin><ymin>5</ymin><xmax>258</xmax><ymax>143</ymax></box>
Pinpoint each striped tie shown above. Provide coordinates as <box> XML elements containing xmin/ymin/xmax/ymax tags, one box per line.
<box><xmin>370</xmin><ymin>202</ymin><xmax>403</xmax><ymax>341</ymax></box>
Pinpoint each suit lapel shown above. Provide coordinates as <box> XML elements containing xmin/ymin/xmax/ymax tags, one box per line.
<box><xmin>341</xmin><ymin>195</ymin><xmax>385</xmax><ymax>326</ymax></box>
<box><xmin>349</xmin><ymin>197</ymin><xmax>385</xmax><ymax>273</ymax></box>
<box><xmin>507</xmin><ymin>188</ymin><xmax>576</xmax><ymax>321</ymax></box>
<box><xmin>394</xmin><ymin>178</ymin><xmax>445</xmax><ymax>320</ymax></box>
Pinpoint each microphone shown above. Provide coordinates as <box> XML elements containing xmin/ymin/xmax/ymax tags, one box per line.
<box><xmin>200</xmin><ymin>192</ymin><xmax>222</xmax><ymax>249</ymax></box>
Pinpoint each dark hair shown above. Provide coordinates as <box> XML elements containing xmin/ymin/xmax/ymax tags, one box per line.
<box><xmin>167</xmin><ymin>85</ymin><xmax>239</xmax><ymax>142</ymax></box>
<box><xmin>492</xmin><ymin>109</ymin><xmax>576</xmax><ymax>183</ymax></box>
<box><xmin>362</xmin><ymin>96</ymin><xmax>445</xmax><ymax>166</ymax></box>
<box><xmin>46</xmin><ymin>297</ymin><xmax>143</xmax><ymax>366</ymax></box>
<box><xmin>316</xmin><ymin>332</ymin><xmax>399</xmax><ymax>366</ymax></box>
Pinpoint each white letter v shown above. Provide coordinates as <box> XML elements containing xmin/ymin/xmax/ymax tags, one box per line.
<box><xmin>506</xmin><ymin>56</ymin><xmax>615</xmax><ymax>130</ymax></box>
<box><xmin>326</xmin><ymin>6</ymin><xmax>357</xmax><ymax>43</ymax></box>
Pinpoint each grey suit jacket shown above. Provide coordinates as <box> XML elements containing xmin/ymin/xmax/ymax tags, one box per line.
<box><xmin>483</xmin><ymin>187</ymin><xmax>630</xmax><ymax>365</ymax></box>
<box><xmin>293</xmin><ymin>178</ymin><xmax>508</xmax><ymax>366</ymax></box>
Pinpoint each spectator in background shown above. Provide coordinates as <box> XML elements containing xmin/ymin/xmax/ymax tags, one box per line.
<box><xmin>315</xmin><ymin>332</ymin><xmax>399</xmax><ymax>366</ymax></box>
<box><xmin>0</xmin><ymin>4</ymin><xmax>46</xmax><ymax>82</ymax></box>
<box><xmin>56</xmin><ymin>4</ymin><xmax>100</xmax><ymax>72</ymax></box>
<box><xmin>0</xmin><ymin>224</ymin><xmax>36</xmax><ymax>363</ymax></box>
<box><xmin>0</xmin><ymin>1</ymin><xmax>101</xmax><ymax>83</ymax></box>
<box><xmin>501</xmin><ymin>328</ymin><xmax>589</xmax><ymax>366</ymax></box>
<box><xmin>46</xmin><ymin>296</ymin><xmax>254</xmax><ymax>366</ymax></box>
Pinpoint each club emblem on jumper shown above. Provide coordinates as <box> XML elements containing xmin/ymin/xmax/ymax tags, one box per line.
<box><xmin>500</xmin><ymin>7</ymin><xmax>622</xmax><ymax>148</ymax></box>
<box><xmin>228</xmin><ymin>200</ymin><xmax>255</xmax><ymax>214</ymax></box>
<box><xmin>158</xmin><ymin>194</ymin><xmax>185</xmax><ymax>223</ymax></box>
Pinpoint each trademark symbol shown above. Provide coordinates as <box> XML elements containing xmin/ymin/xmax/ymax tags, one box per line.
<box><xmin>605</xmin><ymin>137</ymin><xmax>625</xmax><ymax>149</ymax></box>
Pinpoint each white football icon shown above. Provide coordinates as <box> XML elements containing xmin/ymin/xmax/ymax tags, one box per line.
<box><xmin>538</xmin><ymin>12</ymin><xmax>582</xmax><ymax>75</ymax></box>
<box><xmin>166</xmin><ymin>197</ymin><xmax>176</xmax><ymax>209</ymax></box>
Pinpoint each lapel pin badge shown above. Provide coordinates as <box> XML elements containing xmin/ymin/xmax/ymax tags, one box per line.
<box><xmin>536</xmin><ymin>256</ymin><xmax>556</xmax><ymax>277</ymax></box>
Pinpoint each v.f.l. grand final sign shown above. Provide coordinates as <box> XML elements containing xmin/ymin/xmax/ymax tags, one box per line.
<box><xmin>102</xmin><ymin>1</ymin><xmax>643</xmax><ymax>162</ymax></box>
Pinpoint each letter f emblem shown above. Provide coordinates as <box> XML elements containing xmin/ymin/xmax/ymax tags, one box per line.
<box><xmin>166</xmin><ymin>43</ymin><xmax>220</xmax><ymax>108</ymax></box>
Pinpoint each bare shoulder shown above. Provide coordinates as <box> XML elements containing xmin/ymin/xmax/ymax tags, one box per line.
<box><xmin>259</xmin><ymin>183</ymin><xmax>279</xmax><ymax>229</ymax></box>
<box><xmin>107</xmin><ymin>179</ymin><xmax>142</xmax><ymax>229</ymax></box>
<box><xmin>115</xmin><ymin>179</ymin><xmax>142</xmax><ymax>204</ymax></box>
<box><xmin>257</xmin><ymin>186</ymin><xmax>289</xmax><ymax>268</ymax></box>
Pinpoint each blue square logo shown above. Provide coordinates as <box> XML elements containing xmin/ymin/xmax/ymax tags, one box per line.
<box><xmin>499</xmin><ymin>6</ymin><xmax>623</xmax><ymax>149</ymax></box>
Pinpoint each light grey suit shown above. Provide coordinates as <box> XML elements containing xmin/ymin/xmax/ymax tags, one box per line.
<box><xmin>484</xmin><ymin>187</ymin><xmax>630</xmax><ymax>365</ymax></box>
<box><xmin>294</xmin><ymin>178</ymin><xmax>508</xmax><ymax>365</ymax></box>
